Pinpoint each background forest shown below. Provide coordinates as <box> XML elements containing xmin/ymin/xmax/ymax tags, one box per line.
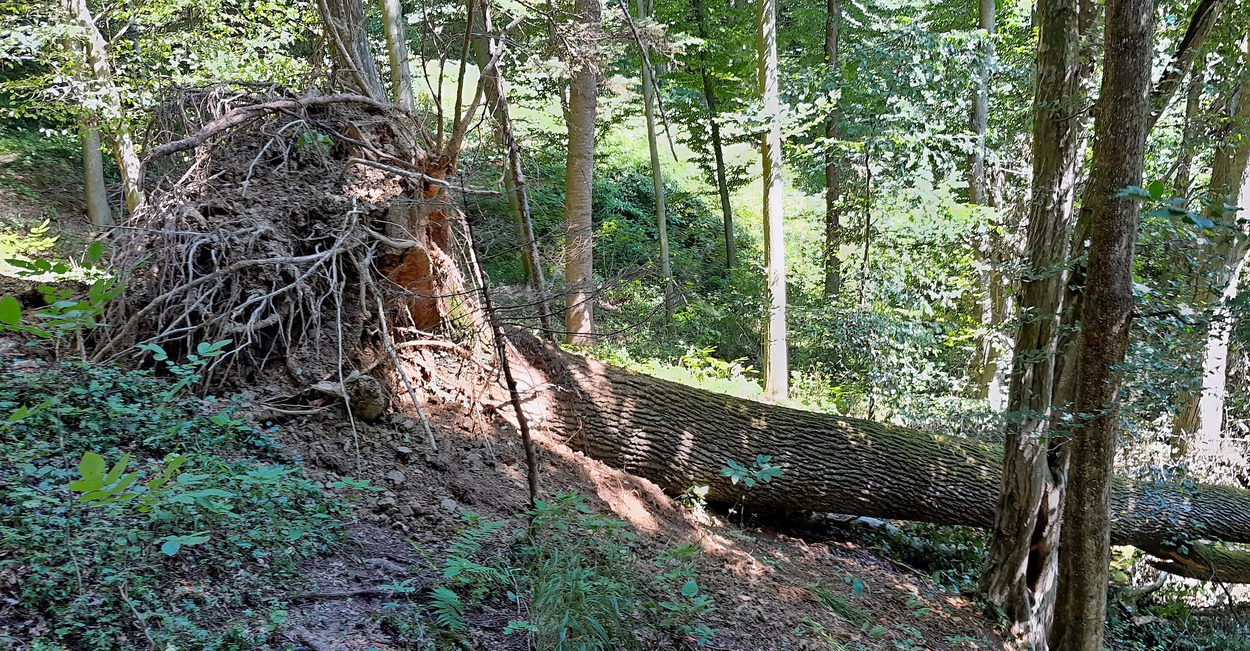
<box><xmin>2</xmin><ymin>0</ymin><xmax>1250</xmax><ymax>648</ymax></box>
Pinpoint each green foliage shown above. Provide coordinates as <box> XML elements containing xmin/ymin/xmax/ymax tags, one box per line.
<box><xmin>720</xmin><ymin>455</ymin><xmax>783</xmax><ymax>488</ymax></box>
<box><xmin>0</xmin><ymin>359</ymin><xmax>345</xmax><ymax>649</ymax></box>
<box><xmin>1</xmin><ymin>240</ymin><xmax>120</xmax><ymax>348</ymax></box>
<box><xmin>423</xmin><ymin>494</ymin><xmax>717</xmax><ymax>648</ymax></box>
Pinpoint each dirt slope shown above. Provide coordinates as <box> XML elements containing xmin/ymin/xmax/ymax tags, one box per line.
<box><xmin>261</xmin><ymin>343</ymin><xmax>1007</xmax><ymax>651</ymax></box>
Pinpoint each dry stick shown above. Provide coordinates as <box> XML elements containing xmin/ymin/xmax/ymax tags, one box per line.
<box><xmin>373</xmin><ymin>288</ymin><xmax>438</xmax><ymax>452</ymax></box>
<box><xmin>461</xmin><ymin>207</ymin><xmax>539</xmax><ymax>507</ymax></box>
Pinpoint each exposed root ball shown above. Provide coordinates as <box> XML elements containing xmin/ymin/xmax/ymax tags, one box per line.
<box><xmin>95</xmin><ymin>86</ymin><xmax>487</xmax><ymax>406</ymax></box>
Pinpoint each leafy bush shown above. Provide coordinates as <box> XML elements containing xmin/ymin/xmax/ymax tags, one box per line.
<box><xmin>0</xmin><ymin>359</ymin><xmax>346</xmax><ymax>649</ymax></box>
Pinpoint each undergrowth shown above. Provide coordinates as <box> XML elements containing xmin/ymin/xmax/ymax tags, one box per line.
<box><xmin>413</xmin><ymin>493</ymin><xmax>717</xmax><ymax>650</ymax></box>
<box><xmin>0</xmin><ymin>358</ymin><xmax>347</xmax><ymax>650</ymax></box>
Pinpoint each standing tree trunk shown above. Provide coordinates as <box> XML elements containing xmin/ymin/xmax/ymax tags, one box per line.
<box><xmin>69</xmin><ymin>0</ymin><xmax>144</xmax><ymax>217</ymax></box>
<box><xmin>378</xmin><ymin>0</ymin><xmax>416</xmax><ymax>110</ymax></box>
<box><xmin>1050</xmin><ymin>0</ymin><xmax>1153</xmax><ymax>646</ymax></box>
<box><xmin>79</xmin><ymin>117</ymin><xmax>111</xmax><ymax>227</ymax></box>
<box><xmin>318</xmin><ymin>0</ymin><xmax>386</xmax><ymax>100</ymax></box>
<box><xmin>692</xmin><ymin>0</ymin><xmax>737</xmax><ymax>270</ymax></box>
<box><xmin>563</xmin><ymin>0</ymin><xmax>601</xmax><ymax>346</ymax></box>
<box><xmin>758</xmin><ymin>0</ymin><xmax>787</xmax><ymax>399</ymax></box>
<box><xmin>472</xmin><ymin>0</ymin><xmax>555</xmax><ymax>336</ymax></box>
<box><xmin>822</xmin><ymin>0</ymin><xmax>842</xmax><ymax>299</ymax></box>
<box><xmin>1171</xmin><ymin>46</ymin><xmax>1250</xmax><ymax>456</ymax></box>
<box><xmin>978</xmin><ymin>0</ymin><xmax>1084</xmax><ymax>640</ymax></box>
<box><xmin>967</xmin><ymin>0</ymin><xmax>1002</xmax><ymax>402</ymax></box>
<box><xmin>638</xmin><ymin>0</ymin><xmax>674</xmax><ymax>324</ymax></box>
<box><xmin>967</xmin><ymin>0</ymin><xmax>994</xmax><ymax>205</ymax></box>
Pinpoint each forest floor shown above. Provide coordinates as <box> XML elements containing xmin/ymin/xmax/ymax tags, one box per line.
<box><xmin>0</xmin><ymin>122</ymin><xmax>1005</xmax><ymax>650</ymax></box>
<box><xmin>241</xmin><ymin>345</ymin><xmax>1007</xmax><ymax>651</ymax></box>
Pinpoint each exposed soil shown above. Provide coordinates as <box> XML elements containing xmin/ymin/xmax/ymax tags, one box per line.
<box><xmin>258</xmin><ymin>341</ymin><xmax>1008</xmax><ymax>651</ymax></box>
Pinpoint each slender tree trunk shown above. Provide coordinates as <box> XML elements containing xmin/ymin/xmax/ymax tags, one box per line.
<box><xmin>1171</xmin><ymin>48</ymin><xmax>1250</xmax><ymax>455</ymax></box>
<box><xmin>1172</xmin><ymin>72</ymin><xmax>1204</xmax><ymax>195</ymax></box>
<box><xmin>968</xmin><ymin>0</ymin><xmax>1001</xmax><ymax>401</ymax></box>
<box><xmin>978</xmin><ymin>0</ymin><xmax>1084</xmax><ymax>640</ymax></box>
<box><xmin>692</xmin><ymin>0</ymin><xmax>737</xmax><ymax>270</ymax></box>
<box><xmin>472</xmin><ymin>0</ymin><xmax>555</xmax><ymax>337</ymax></box>
<box><xmin>758</xmin><ymin>0</ymin><xmax>787</xmax><ymax>399</ymax></box>
<box><xmin>79</xmin><ymin>118</ymin><xmax>111</xmax><ymax>227</ymax></box>
<box><xmin>69</xmin><ymin>0</ymin><xmax>144</xmax><ymax>217</ymax></box>
<box><xmin>967</xmin><ymin>0</ymin><xmax>994</xmax><ymax>205</ymax></box>
<box><xmin>318</xmin><ymin>0</ymin><xmax>386</xmax><ymax>100</ymax></box>
<box><xmin>563</xmin><ymin>0</ymin><xmax>600</xmax><ymax>346</ymax></box>
<box><xmin>638</xmin><ymin>0</ymin><xmax>674</xmax><ymax>324</ymax></box>
<box><xmin>822</xmin><ymin>0</ymin><xmax>842</xmax><ymax>299</ymax></box>
<box><xmin>1050</xmin><ymin>0</ymin><xmax>1153</xmax><ymax>647</ymax></box>
<box><xmin>378</xmin><ymin>0</ymin><xmax>416</xmax><ymax>111</ymax></box>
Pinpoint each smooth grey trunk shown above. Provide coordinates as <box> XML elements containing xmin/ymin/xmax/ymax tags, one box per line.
<box><xmin>378</xmin><ymin>0</ymin><xmax>416</xmax><ymax>110</ymax></box>
<box><xmin>637</xmin><ymin>0</ymin><xmax>674</xmax><ymax>324</ymax></box>
<box><xmin>968</xmin><ymin>0</ymin><xmax>1001</xmax><ymax>402</ymax></box>
<box><xmin>563</xmin><ymin>0</ymin><xmax>601</xmax><ymax>346</ymax></box>
<box><xmin>79</xmin><ymin>120</ymin><xmax>111</xmax><ymax>227</ymax></box>
<box><xmin>758</xmin><ymin>0</ymin><xmax>787</xmax><ymax>399</ymax></box>
<box><xmin>822</xmin><ymin>0</ymin><xmax>842</xmax><ymax>298</ymax></box>
<box><xmin>1050</xmin><ymin>0</ymin><xmax>1153</xmax><ymax>646</ymax></box>
<box><xmin>692</xmin><ymin>0</ymin><xmax>737</xmax><ymax>270</ymax></box>
<box><xmin>967</xmin><ymin>0</ymin><xmax>994</xmax><ymax>205</ymax></box>
<box><xmin>978</xmin><ymin>0</ymin><xmax>1084</xmax><ymax>641</ymax></box>
<box><xmin>69</xmin><ymin>0</ymin><xmax>144</xmax><ymax>217</ymax></box>
<box><xmin>317</xmin><ymin>0</ymin><xmax>386</xmax><ymax>100</ymax></box>
<box><xmin>472</xmin><ymin>0</ymin><xmax>555</xmax><ymax>337</ymax></box>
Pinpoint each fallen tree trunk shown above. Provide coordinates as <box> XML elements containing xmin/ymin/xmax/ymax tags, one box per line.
<box><xmin>512</xmin><ymin>335</ymin><xmax>1250</xmax><ymax>583</ymax></box>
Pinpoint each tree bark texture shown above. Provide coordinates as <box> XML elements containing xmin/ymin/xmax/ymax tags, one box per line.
<box><xmin>509</xmin><ymin>334</ymin><xmax>1250</xmax><ymax>584</ymax></box>
<box><xmin>1170</xmin><ymin>46</ymin><xmax>1250</xmax><ymax>456</ymax></box>
<box><xmin>1050</xmin><ymin>0</ymin><xmax>1153</xmax><ymax>648</ymax></box>
<box><xmin>70</xmin><ymin>0</ymin><xmax>144</xmax><ymax>217</ymax></box>
<box><xmin>758</xmin><ymin>0</ymin><xmax>788</xmax><ymax>399</ymax></box>
<box><xmin>822</xmin><ymin>0</ymin><xmax>842</xmax><ymax>299</ymax></box>
<box><xmin>317</xmin><ymin>0</ymin><xmax>386</xmax><ymax>100</ymax></box>
<box><xmin>471</xmin><ymin>0</ymin><xmax>554</xmax><ymax>336</ymax></box>
<box><xmin>563</xmin><ymin>0</ymin><xmax>601</xmax><ymax>346</ymax></box>
<box><xmin>638</xmin><ymin>0</ymin><xmax>674</xmax><ymax>325</ymax></box>
<box><xmin>979</xmin><ymin>0</ymin><xmax>1083</xmax><ymax>639</ymax></box>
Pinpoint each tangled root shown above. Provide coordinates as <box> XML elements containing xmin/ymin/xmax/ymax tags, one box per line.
<box><xmin>95</xmin><ymin>85</ymin><xmax>491</xmax><ymax>415</ymax></box>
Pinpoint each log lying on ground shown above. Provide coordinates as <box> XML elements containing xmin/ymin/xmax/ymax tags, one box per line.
<box><xmin>512</xmin><ymin>334</ymin><xmax>1250</xmax><ymax>583</ymax></box>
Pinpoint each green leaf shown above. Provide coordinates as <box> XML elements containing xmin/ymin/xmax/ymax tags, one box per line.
<box><xmin>0</xmin><ymin>295</ymin><xmax>21</xmax><ymax>325</ymax></box>
<box><xmin>161</xmin><ymin>540</ymin><xmax>182</xmax><ymax>556</ymax></box>
<box><xmin>681</xmin><ymin>579</ymin><xmax>699</xmax><ymax>597</ymax></box>
<box><xmin>86</xmin><ymin>241</ymin><xmax>105</xmax><ymax>264</ymax></box>
<box><xmin>78</xmin><ymin>452</ymin><xmax>106</xmax><ymax>482</ymax></box>
<box><xmin>1146</xmin><ymin>180</ymin><xmax>1167</xmax><ymax>200</ymax></box>
<box><xmin>867</xmin><ymin>625</ymin><xmax>889</xmax><ymax>637</ymax></box>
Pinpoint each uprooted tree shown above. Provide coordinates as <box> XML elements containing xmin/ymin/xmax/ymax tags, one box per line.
<box><xmin>510</xmin><ymin>334</ymin><xmax>1250</xmax><ymax>584</ymax></box>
